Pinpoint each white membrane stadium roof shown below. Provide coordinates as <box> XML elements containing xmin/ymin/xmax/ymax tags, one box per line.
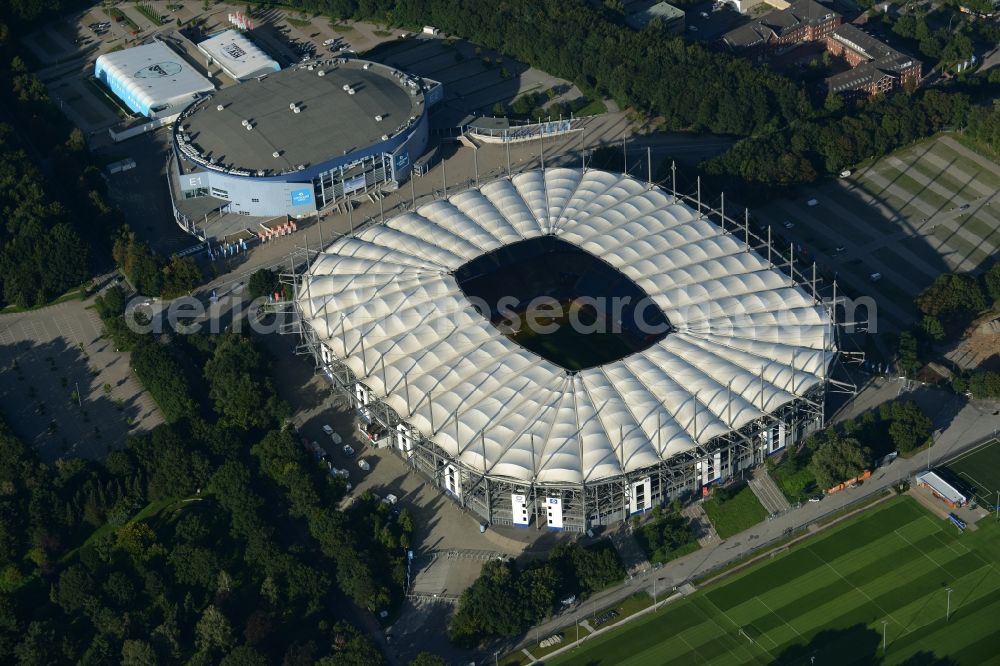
<box><xmin>298</xmin><ymin>169</ymin><xmax>835</xmax><ymax>485</ymax></box>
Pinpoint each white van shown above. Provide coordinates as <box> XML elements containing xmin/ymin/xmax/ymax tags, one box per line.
<box><xmin>807</xmin><ymin>199</ymin><xmax>819</xmax><ymax>207</ymax></box>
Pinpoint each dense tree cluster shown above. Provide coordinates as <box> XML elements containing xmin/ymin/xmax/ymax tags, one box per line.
<box><xmin>205</xmin><ymin>333</ymin><xmax>290</xmax><ymax>430</ymax></box>
<box><xmin>809</xmin><ymin>435</ymin><xmax>871</xmax><ymax>490</ymax></box>
<box><xmin>634</xmin><ymin>504</ymin><xmax>697</xmax><ymax>564</ymax></box>
<box><xmin>915</xmin><ymin>272</ymin><xmax>987</xmax><ymax>341</ymax></box>
<box><xmin>448</xmin><ymin>542</ymin><xmax>624</xmax><ymax>646</ymax></box>
<box><xmin>705</xmin><ymin>90</ymin><xmax>975</xmax><ymax>192</ymax></box>
<box><xmin>0</xmin><ymin>125</ymin><xmax>89</xmax><ymax>308</ymax></box>
<box><xmin>0</xmin><ymin>310</ymin><xmax>423</xmax><ymax>662</ymax></box>
<box><xmin>112</xmin><ymin>228</ymin><xmax>202</xmax><ymax>298</ymax></box>
<box><xmin>0</xmin><ymin>45</ymin><xmax>122</xmax><ymax>308</ymax></box>
<box><xmin>275</xmin><ymin>0</ymin><xmax>812</xmax><ymax>137</ymax></box>
<box><xmin>953</xmin><ymin>370</ymin><xmax>1000</xmax><ymax>400</ymax></box>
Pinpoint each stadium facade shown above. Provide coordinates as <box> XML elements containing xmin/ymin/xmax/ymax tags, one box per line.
<box><xmin>293</xmin><ymin>169</ymin><xmax>836</xmax><ymax>531</ymax></box>
<box><xmin>170</xmin><ymin>58</ymin><xmax>441</xmax><ymax>222</ymax></box>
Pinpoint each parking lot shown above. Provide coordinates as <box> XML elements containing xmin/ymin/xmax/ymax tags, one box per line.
<box><xmin>750</xmin><ymin>135</ymin><xmax>1000</xmax><ymax>333</ymax></box>
<box><xmin>0</xmin><ymin>298</ymin><xmax>163</xmax><ymax>461</ymax></box>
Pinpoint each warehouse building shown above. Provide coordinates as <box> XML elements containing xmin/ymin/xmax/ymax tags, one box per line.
<box><xmin>196</xmin><ymin>30</ymin><xmax>280</xmax><ymax>81</ymax></box>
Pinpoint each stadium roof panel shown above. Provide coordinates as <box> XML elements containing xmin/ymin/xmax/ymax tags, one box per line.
<box><xmin>179</xmin><ymin>60</ymin><xmax>423</xmax><ymax>173</ymax></box>
<box><xmin>298</xmin><ymin>169</ymin><xmax>836</xmax><ymax>484</ymax></box>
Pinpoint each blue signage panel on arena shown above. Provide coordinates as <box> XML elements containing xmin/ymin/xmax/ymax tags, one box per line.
<box><xmin>290</xmin><ymin>188</ymin><xmax>313</xmax><ymax>205</ymax></box>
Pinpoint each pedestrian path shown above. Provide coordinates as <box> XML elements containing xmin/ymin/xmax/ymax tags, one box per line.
<box><xmin>682</xmin><ymin>503</ymin><xmax>720</xmax><ymax>547</ymax></box>
<box><xmin>748</xmin><ymin>467</ymin><xmax>791</xmax><ymax>515</ymax></box>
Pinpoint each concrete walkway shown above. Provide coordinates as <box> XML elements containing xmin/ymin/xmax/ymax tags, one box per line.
<box><xmin>748</xmin><ymin>467</ymin><xmax>792</xmax><ymax>515</ymax></box>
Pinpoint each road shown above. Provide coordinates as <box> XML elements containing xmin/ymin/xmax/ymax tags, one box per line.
<box><xmin>500</xmin><ymin>379</ymin><xmax>999</xmax><ymax>663</ymax></box>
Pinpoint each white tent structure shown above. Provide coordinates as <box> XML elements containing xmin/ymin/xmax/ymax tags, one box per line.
<box><xmin>295</xmin><ymin>168</ymin><xmax>836</xmax><ymax>530</ymax></box>
<box><xmin>94</xmin><ymin>41</ymin><xmax>214</xmax><ymax>118</ymax></box>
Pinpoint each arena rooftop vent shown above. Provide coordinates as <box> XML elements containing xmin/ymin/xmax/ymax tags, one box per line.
<box><xmin>295</xmin><ymin>169</ymin><xmax>836</xmax><ymax>530</ymax></box>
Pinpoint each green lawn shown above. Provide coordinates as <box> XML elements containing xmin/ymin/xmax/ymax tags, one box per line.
<box><xmin>576</xmin><ymin>97</ymin><xmax>607</xmax><ymax>116</ymax></box>
<box><xmin>769</xmin><ymin>462</ymin><xmax>817</xmax><ymax>504</ymax></box>
<box><xmin>549</xmin><ymin>497</ymin><xmax>1000</xmax><ymax>665</ymax></box>
<box><xmin>701</xmin><ymin>485</ymin><xmax>768</xmax><ymax>539</ymax></box>
<box><xmin>945</xmin><ymin>439</ymin><xmax>1000</xmax><ymax>508</ymax></box>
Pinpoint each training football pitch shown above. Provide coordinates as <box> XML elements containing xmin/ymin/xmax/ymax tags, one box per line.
<box><xmin>549</xmin><ymin>497</ymin><xmax>1000</xmax><ymax>665</ymax></box>
<box><xmin>944</xmin><ymin>439</ymin><xmax>1000</xmax><ymax>509</ymax></box>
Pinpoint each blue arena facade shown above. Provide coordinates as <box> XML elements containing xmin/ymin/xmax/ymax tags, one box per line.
<box><xmin>170</xmin><ymin>58</ymin><xmax>440</xmax><ymax>225</ymax></box>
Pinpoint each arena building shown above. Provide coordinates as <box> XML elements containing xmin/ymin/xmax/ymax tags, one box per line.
<box><xmin>95</xmin><ymin>40</ymin><xmax>214</xmax><ymax>118</ymax></box>
<box><xmin>170</xmin><ymin>58</ymin><xmax>441</xmax><ymax>226</ymax></box>
<box><xmin>293</xmin><ymin>168</ymin><xmax>836</xmax><ymax>531</ymax></box>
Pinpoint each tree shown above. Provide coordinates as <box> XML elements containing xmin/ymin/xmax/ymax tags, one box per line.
<box><xmin>809</xmin><ymin>436</ymin><xmax>871</xmax><ymax>489</ymax></box>
<box><xmin>195</xmin><ymin>605</ymin><xmax>234</xmax><ymax>654</ymax></box>
<box><xmin>321</xmin><ymin>622</ymin><xmax>385</xmax><ymax>666</ymax></box>
<box><xmin>897</xmin><ymin>330</ymin><xmax>920</xmax><ymax>375</ymax></box>
<box><xmin>409</xmin><ymin>653</ymin><xmax>447</xmax><ymax>666</ymax></box>
<box><xmin>121</xmin><ymin>639</ymin><xmax>158</xmax><ymax>666</ymax></box>
<box><xmin>247</xmin><ymin>268</ymin><xmax>279</xmax><ymax>301</ymax></box>
<box><xmin>219</xmin><ymin>645</ymin><xmax>268</xmax><ymax>666</ymax></box>
<box><xmin>984</xmin><ymin>261</ymin><xmax>1000</xmax><ymax>302</ymax></box>
<box><xmin>921</xmin><ymin>314</ymin><xmax>945</xmax><ymax>341</ymax></box>
<box><xmin>887</xmin><ymin>401</ymin><xmax>932</xmax><ymax>454</ymax></box>
<box><xmin>915</xmin><ymin>273</ymin><xmax>985</xmax><ymax>318</ymax></box>
<box><xmin>205</xmin><ymin>333</ymin><xmax>289</xmax><ymax>430</ymax></box>
<box><xmin>55</xmin><ymin>564</ymin><xmax>94</xmax><ymax>613</ymax></box>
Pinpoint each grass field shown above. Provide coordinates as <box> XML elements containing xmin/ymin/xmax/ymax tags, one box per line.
<box><xmin>702</xmin><ymin>485</ymin><xmax>768</xmax><ymax>539</ymax></box>
<box><xmin>945</xmin><ymin>439</ymin><xmax>1000</xmax><ymax>509</ymax></box>
<box><xmin>549</xmin><ymin>497</ymin><xmax>1000</xmax><ymax>665</ymax></box>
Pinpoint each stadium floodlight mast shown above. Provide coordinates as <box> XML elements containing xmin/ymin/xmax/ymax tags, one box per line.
<box><xmin>882</xmin><ymin>619</ymin><xmax>888</xmax><ymax>653</ymax></box>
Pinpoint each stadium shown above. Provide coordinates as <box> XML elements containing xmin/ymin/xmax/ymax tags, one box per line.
<box><xmin>293</xmin><ymin>168</ymin><xmax>836</xmax><ymax>531</ymax></box>
<box><xmin>169</xmin><ymin>57</ymin><xmax>442</xmax><ymax>224</ymax></box>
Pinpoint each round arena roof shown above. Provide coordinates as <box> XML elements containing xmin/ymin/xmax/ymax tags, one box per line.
<box><xmin>298</xmin><ymin>169</ymin><xmax>835</xmax><ymax>485</ymax></box>
<box><xmin>178</xmin><ymin>59</ymin><xmax>424</xmax><ymax>175</ymax></box>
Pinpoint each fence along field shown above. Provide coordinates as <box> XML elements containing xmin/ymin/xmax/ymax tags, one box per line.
<box><xmin>548</xmin><ymin>497</ymin><xmax>1000</xmax><ymax>665</ymax></box>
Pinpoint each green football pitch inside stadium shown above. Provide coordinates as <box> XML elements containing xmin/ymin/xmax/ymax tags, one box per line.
<box><xmin>945</xmin><ymin>439</ymin><xmax>1000</xmax><ymax>508</ymax></box>
<box><xmin>548</xmin><ymin>497</ymin><xmax>1000</xmax><ymax>665</ymax></box>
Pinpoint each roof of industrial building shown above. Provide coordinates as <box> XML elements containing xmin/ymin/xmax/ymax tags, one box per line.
<box><xmin>297</xmin><ymin>169</ymin><xmax>836</xmax><ymax>484</ymax></box>
<box><xmin>626</xmin><ymin>1</ymin><xmax>686</xmax><ymax>30</ymax></box>
<box><xmin>177</xmin><ymin>59</ymin><xmax>425</xmax><ymax>175</ymax></box>
<box><xmin>916</xmin><ymin>471</ymin><xmax>967</xmax><ymax>505</ymax></box>
<box><xmin>196</xmin><ymin>30</ymin><xmax>280</xmax><ymax>81</ymax></box>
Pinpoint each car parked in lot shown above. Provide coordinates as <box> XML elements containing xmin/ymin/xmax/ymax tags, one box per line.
<box><xmin>357</xmin><ymin>458</ymin><xmax>370</xmax><ymax>471</ymax></box>
<box><xmin>343</xmin><ymin>444</ymin><xmax>355</xmax><ymax>456</ymax></box>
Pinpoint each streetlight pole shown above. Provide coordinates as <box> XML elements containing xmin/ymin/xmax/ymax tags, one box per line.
<box><xmin>473</xmin><ymin>145</ymin><xmax>479</xmax><ymax>186</ymax></box>
<box><xmin>946</xmin><ymin>587</ymin><xmax>953</xmax><ymax>621</ymax></box>
<box><xmin>493</xmin><ymin>649</ymin><xmax>499</xmax><ymax>666</ymax></box>
<box><xmin>882</xmin><ymin>620</ymin><xmax>888</xmax><ymax>654</ymax></box>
